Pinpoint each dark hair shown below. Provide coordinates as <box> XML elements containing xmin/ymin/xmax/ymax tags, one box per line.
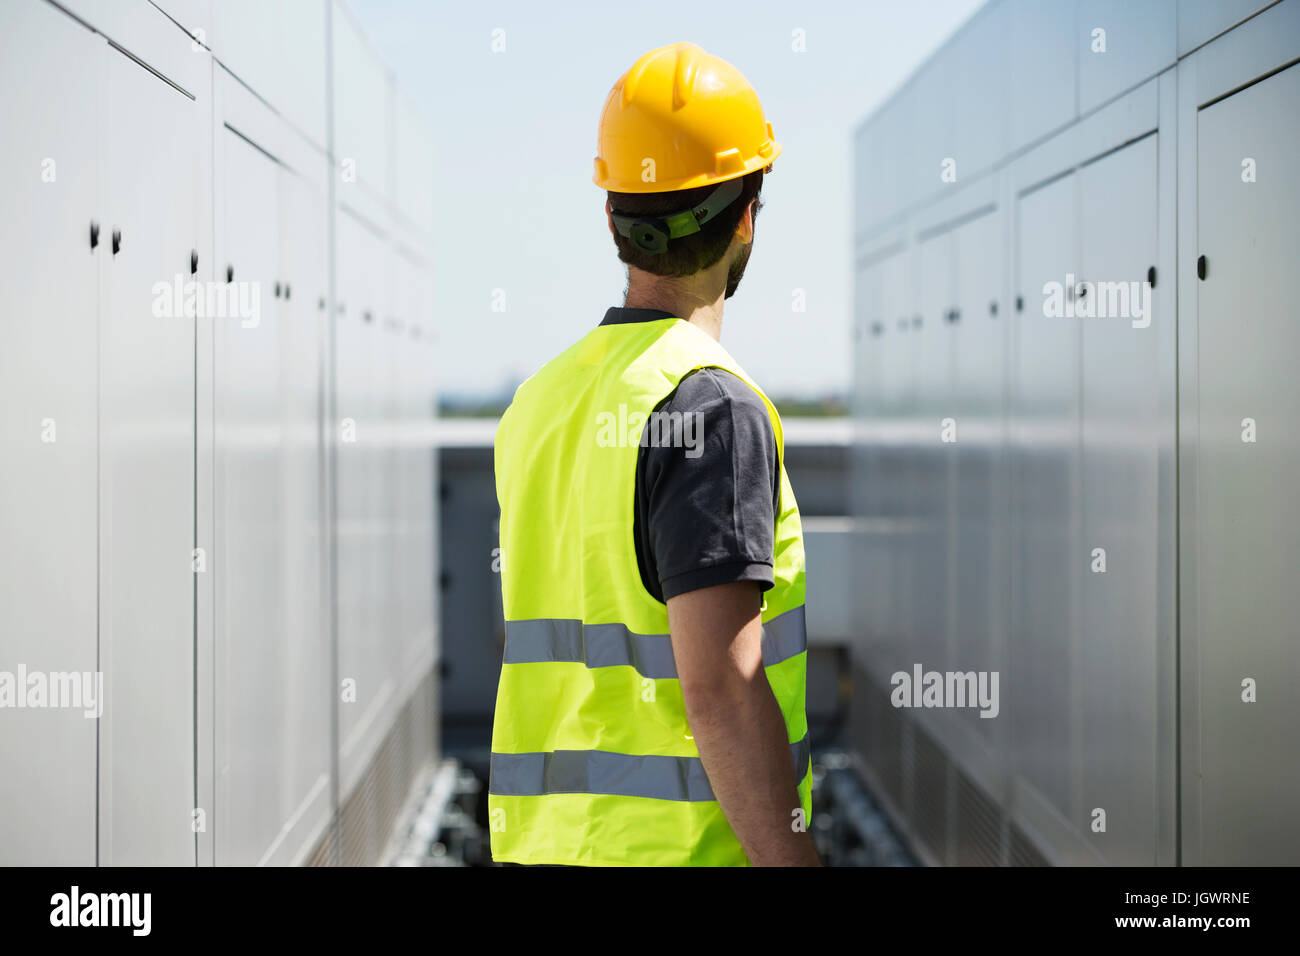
<box><xmin>607</xmin><ymin>169</ymin><xmax>764</xmax><ymax>278</ymax></box>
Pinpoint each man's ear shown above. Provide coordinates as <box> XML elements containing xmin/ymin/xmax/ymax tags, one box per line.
<box><xmin>606</xmin><ymin>198</ymin><xmax>617</xmax><ymax>237</ymax></box>
<box><xmin>735</xmin><ymin>197</ymin><xmax>757</xmax><ymax>245</ymax></box>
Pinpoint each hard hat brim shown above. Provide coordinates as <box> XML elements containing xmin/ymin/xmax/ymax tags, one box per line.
<box><xmin>593</xmin><ymin>141</ymin><xmax>781</xmax><ymax>193</ymax></box>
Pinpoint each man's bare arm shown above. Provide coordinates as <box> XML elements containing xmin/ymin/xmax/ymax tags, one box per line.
<box><xmin>667</xmin><ymin>581</ymin><xmax>821</xmax><ymax>866</ymax></box>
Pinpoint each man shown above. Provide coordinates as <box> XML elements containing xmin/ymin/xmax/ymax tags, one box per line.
<box><xmin>489</xmin><ymin>42</ymin><xmax>819</xmax><ymax>867</ymax></box>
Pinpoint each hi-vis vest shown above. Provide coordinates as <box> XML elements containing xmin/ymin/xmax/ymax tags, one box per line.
<box><xmin>489</xmin><ymin>317</ymin><xmax>810</xmax><ymax>866</ymax></box>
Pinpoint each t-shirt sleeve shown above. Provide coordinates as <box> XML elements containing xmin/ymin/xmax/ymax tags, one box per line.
<box><xmin>634</xmin><ymin>367</ymin><xmax>780</xmax><ymax>603</ymax></box>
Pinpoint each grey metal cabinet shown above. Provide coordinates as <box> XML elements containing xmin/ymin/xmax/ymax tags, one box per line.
<box><xmin>375</xmin><ymin>249</ymin><xmax>402</xmax><ymax>751</ymax></box>
<box><xmin>1010</xmin><ymin>171</ymin><xmax>1078</xmax><ymax>822</ymax></box>
<box><xmin>1077</xmin><ymin>133</ymin><xmax>1162</xmax><ymax>864</ymax></box>
<box><xmin>1</xmin><ymin>0</ymin><xmax>436</xmax><ymax>868</ymax></box>
<box><xmin>201</xmin><ymin>53</ymin><xmax>335</xmax><ymax>865</ymax></box>
<box><xmin>949</xmin><ymin>209</ymin><xmax>1004</xmax><ymax>748</ymax></box>
<box><xmin>914</xmin><ymin>232</ymin><xmax>956</xmax><ymax>680</ymax></box>
<box><xmin>97</xmin><ymin>31</ymin><xmax>201</xmax><ymax>868</ymax></box>
<box><xmin>850</xmin><ymin>264</ymin><xmax>881</xmax><ymax>656</ymax></box>
<box><xmin>335</xmin><ymin>208</ymin><xmax>396</xmax><ymax>795</ymax></box>
<box><xmin>875</xmin><ymin>252</ymin><xmax>910</xmax><ymax>672</ymax></box>
<box><xmin>274</xmin><ymin>162</ymin><xmax>332</xmax><ymax>863</ymax></box>
<box><xmin>394</xmin><ymin>251</ymin><xmax>438</xmax><ymax>685</ymax></box>
<box><xmin>851</xmin><ymin>0</ymin><xmax>1299</xmax><ymax>868</ymax></box>
<box><xmin>884</xmin><ymin>254</ymin><xmax>918</xmax><ymax>680</ymax></box>
<box><xmin>214</xmin><ymin>126</ymin><xmax>284</xmax><ymax>865</ymax></box>
<box><xmin>1191</xmin><ymin>61</ymin><xmax>1300</xmax><ymax>865</ymax></box>
<box><xmin>851</xmin><ymin>257</ymin><xmax>888</xmax><ymax>666</ymax></box>
<box><xmin>0</xmin><ymin>0</ymin><xmax>102</xmax><ymax>867</ymax></box>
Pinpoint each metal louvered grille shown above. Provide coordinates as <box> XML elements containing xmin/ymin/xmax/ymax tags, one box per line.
<box><xmin>851</xmin><ymin>665</ymin><xmax>906</xmax><ymax>812</ymax></box>
<box><xmin>954</xmin><ymin>770</ymin><xmax>1003</xmax><ymax>866</ymax></box>
<box><xmin>306</xmin><ymin>668</ymin><xmax>438</xmax><ymax>866</ymax></box>
<box><xmin>908</xmin><ymin>724</ymin><xmax>950</xmax><ymax>863</ymax></box>
<box><xmin>1009</xmin><ymin>823</ymin><xmax>1050</xmax><ymax>867</ymax></box>
<box><xmin>850</xmin><ymin>660</ymin><xmax>1067</xmax><ymax>868</ymax></box>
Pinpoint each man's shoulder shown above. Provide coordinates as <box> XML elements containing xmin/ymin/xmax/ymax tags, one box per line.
<box><xmin>664</xmin><ymin>367</ymin><xmax>772</xmax><ymax>425</ymax></box>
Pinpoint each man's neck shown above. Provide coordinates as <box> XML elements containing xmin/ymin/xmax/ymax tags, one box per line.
<box><xmin>623</xmin><ymin>276</ymin><xmax>725</xmax><ymax>342</ymax></box>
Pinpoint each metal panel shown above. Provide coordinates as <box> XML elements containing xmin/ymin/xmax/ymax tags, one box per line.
<box><xmin>848</xmin><ymin>0</ymin><xmax>1291</xmax><ymax>870</ymax></box>
<box><xmin>874</xmin><ymin>253</ymin><xmax>910</xmax><ymax>673</ymax></box>
<box><xmin>1076</xmin><ymin>0</ymin><xmax>1177</xmax><ymax>113</ymax></box>
<box><xmin>211</xmin><ymin>0</ymin><xmax>328</xmax><ymax>149</ymax></box>
<box><xmin>211</xmin><ymin>0</ymin><xmax>280</xmax><ymax>109</ymax></box>
<box><xmin>851</xmin><ymin>246</ymin><xmax>912</xmax><ymax>683</ymax></box>
<box><xmin>1153</xmin><ymin>65</ymin><xmax>1180</xmax><ymax>872</ymax></box>
<box><xmin>150</xmin><ymin>0</ymin><xmax>210</xmax><ymax>41</ymax></box>
<box><xmin>214</xmin><ymin>127</ymin><xmax>282</xmax><ymax>865</ymax></box>
<box><xmin>394</xmin><ymin>94</ymin><xmax>436</xmax><ymax>237</ymax></box>
<box><xmin>882</xmin><ymin>254</ymin><xmax>916</xmax><ymax>679</ymax></box>
<box><xmin>950</xmin><ymin>9</ymin><xmax>1009</xmax><ymax>180</ymax></box>
<box><xmin>332</xmin><ymin>1</ymin><xmax>390</xmax><ymax>201</ymax></box>
<box><xmin>335</xmin><ymin>208</ymin><xmax>397</xmax><ymax>796</ymax></box>
<box><xmin>377</xmin><ymin>236</ymin><xmax>402</xmax><ymax>745</ymax></box>
<box><xmin>55</xmin><ymin>0</ymin><xmax>207</xmax><ymax>98</ymax></box>
<box><xmin>1192</xmin><ymin>62</ymin><xmax>1300</xmax><ymax>865</ymax></box>
<box><xmin>0</xmin><ymin>0</ymin><xmax>101</xmax><ymax>866</ymax></box>
<box><xmin>851</xmin><ymin>257</ymin><xmax>886</xmax><ymax>666</ymax></box>
<box><xmin>905</xmin><ymin>57</ymin><xmax>954</xmax><ymax>216</ymax></box>
<box><xmin>950</xmin><ymin>209</ymin><xmax>1003</xmax><ymax>748</ymax></box>
<box><xmin>912</xmin><ymin>231</ymin><xmax>955</xmax><ymax>681</ymax></box>
<box><xmin>1077</xmin><ymin>133</ymin><xmax>1162</xmax><ymax>864</ymax></box>
<box><xmin>273</xmin><ymin>162</ymin><xmax>331</xmax><ymax>863</ymax></box>
<box><xmin>204</xmin><ymin>58</ymin><xmax>335</xmax><ymax>869</ymax></box>
<box><xmin>0</xmin><ymin>0</ymin><xmax>435</xmax><ymax>868</ymax></box>
<box><xmin>1177</xmin><ymin>0</ymin><xmax>1279</xmax><ymax>55</ymax></box>
<box><xmin>275</xmin><ymin>0</ymin><xmax>330</xmax><ymax>149</ymax></box>
<box><xmin>335</xmin><ymin>209</ymin><xmax>375</xmax><ymax>796</ymax></box>
<box><xmin>1005</xmin><ymin>0</ymin><xmax>1078</xmax><ymax>154</ymax></box>
<box><xmin>394</xmin><ymin>252</ymin><xmax>437</xmax><ymax>683</ymax></box>
<box><xmin>1185</xmin><ymin>0</ymin><xmax>1300</xmax><ymax>108</ymax></box>
<box><xmin>98</xmin><ymin>39</ymin><xmax>199</xmax><ymax>866</ymax></box>
<box><xmin>855</xmin><ymin>97</ymin><xmax>912</xmax><ymax>232</ymax></box>
<box><xmin>955</xmin><ymin>768</ymin><xmax>1004</xmax><ymax>865</ymax></box>
<box><xmin>1009</xmin><ymin>172</ymin><xmax>1078</xmax><ymax>823</ymax></box>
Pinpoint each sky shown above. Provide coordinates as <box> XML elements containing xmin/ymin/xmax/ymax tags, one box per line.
<box><xmin>348</xmin><ymin>0</ymin><xmax>986</xmax><ymax>401</ymax></box>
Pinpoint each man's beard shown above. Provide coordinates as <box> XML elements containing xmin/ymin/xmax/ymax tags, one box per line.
<box><xmin>724</xmin><ymin>241</ymin><xmax>753</xmax><ymax>299</ymax></box>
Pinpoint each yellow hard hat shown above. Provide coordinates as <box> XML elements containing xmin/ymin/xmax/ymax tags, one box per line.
<box><xmin>593</xmin><ymin>42</ymin><xmax>781</xmax><ymax>194</ymax></box>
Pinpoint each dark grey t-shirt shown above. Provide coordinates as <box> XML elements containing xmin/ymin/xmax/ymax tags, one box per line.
<box><xmin>600</xmin><ymin>307</ymin><xmax>780</xmax><ymax>603</ymax></box>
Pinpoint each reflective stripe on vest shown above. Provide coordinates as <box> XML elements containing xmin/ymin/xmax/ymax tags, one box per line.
<box><xmin>502</xmin><ymin>605</ymin><xmax>807</xmax><ymax>679</ymax></box>
<box><xmin>490</xmin><ymin>734</ymin><xmax>811</xmax><ymax>802</ymax></box>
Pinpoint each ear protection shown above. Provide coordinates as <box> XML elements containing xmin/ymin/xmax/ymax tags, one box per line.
<box><xmin>610</xmin><ymin>177</ymin><xmax>746</xmax><ymax>256</ymax></box>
